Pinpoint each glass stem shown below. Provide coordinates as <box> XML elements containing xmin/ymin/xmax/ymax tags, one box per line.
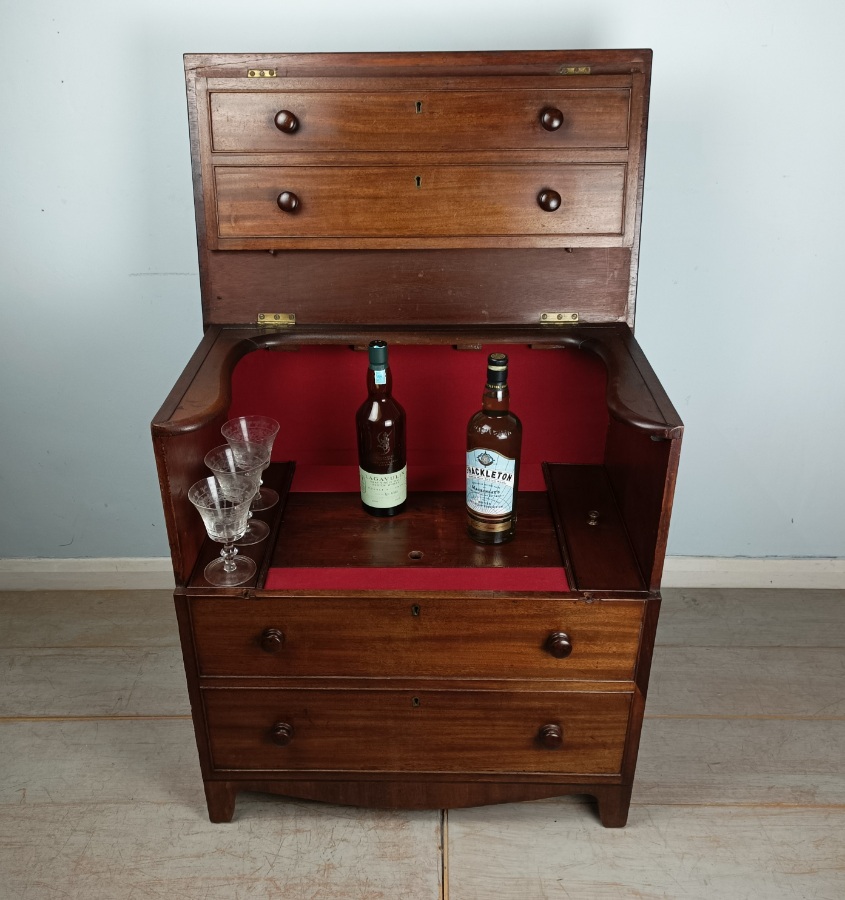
<box><xmin>220</xmin><ymin>541</ymin><xmax>238</xmax><ymax>573</ymax></box>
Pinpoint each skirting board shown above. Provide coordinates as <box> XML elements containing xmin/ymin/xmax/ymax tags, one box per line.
<box><xmin>0</xmin><ymin>557</ymin><xmax>843</xmax><ymax>591</ymax></box>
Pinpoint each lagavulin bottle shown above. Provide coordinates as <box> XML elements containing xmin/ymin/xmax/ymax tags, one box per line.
<box><xmin>356</xmin><ymin>340</ymin><xmax>407</xmax><ymax>516</ymax></box>
<box><xmin>466</xmin><ymin>352</ymin><xmax>522</xmax><ymax>543</ymax></box>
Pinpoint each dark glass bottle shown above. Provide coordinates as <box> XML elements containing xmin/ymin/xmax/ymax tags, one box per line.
<box><xmin>466</xmin><ymin>352</ymin><xmax>522</xmax><ymax>543</ymax></box>
<box><xmin>356</xmin><ymin>340</ymin><xmax>407</xmax><ymax>517</ymax></box>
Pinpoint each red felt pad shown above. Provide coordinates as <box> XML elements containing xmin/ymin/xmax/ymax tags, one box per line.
<box><xmin>230</xmin><ymin>344</ymin><xmax>608</xmax><ymax>490</ymax></box>
<box><xmin>265</xmin><ymin>566</ymin><xmax>568</xmax><ymax>592</ymax></box>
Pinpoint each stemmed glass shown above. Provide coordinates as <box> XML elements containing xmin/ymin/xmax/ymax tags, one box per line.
<box><xmin>204</xmin><ymin>442</ymin><xmax>269</xmax><ymax>545</ymax></box>
<box><xmin>221</xmin><ymin>416</ymin><xmax>280</xmax><ymax>511</ymax></box>
<box><xmin>188</xmin><ymin>476</ymin><xmax>256</xmax><ymax>586</ymax></box>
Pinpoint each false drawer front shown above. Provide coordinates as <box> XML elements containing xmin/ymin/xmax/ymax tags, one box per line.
<box><xmin>203</xmin><ymin>687</ymin><xmax>632</xmax><ymax>774</ymax></box>
<box><xmin>213</xmin><ymin>164</ymin><xmax>626</xmax><ymax>241</ymax></box>
<box><xmin>190</xmin><ymin>596</ymin><xmax>645</xmax><ymax>681</ymax></box>
<box><xmin>208</xmin><ymin>89</ymin><xmax>631</xmax><ymax>153</ymax></box>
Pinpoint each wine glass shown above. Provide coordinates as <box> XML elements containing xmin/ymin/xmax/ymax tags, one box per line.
<box><xmin>188</xmin><ymin>476</ymin><xmax>256</xmax><ymax>586</ymax></box>
<box><xmin>204</xmin><ymin>442</ymin><xmax>269</xmax><ymax>545</ymax></box>
<box><xmin>221</xmin><ymin>416</ymin><xmax>280</xmax><ymax>511</ymax></box>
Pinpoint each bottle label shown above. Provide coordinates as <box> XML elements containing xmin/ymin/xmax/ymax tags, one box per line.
<box><xmin>359</xmin><ymin>465</ymin><xmax>407</xmax><ymax>508</ymax></box>
<box><xmin>374</xmin><ymin>368</ymin><xmax>387</xmax><ymax>385</ymax></box>
<box><xmin>466</xmin><ymin>449</ymin><xmax>516</xmax><ymax>516</ymax></box>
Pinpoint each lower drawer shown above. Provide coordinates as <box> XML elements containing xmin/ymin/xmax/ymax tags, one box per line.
<box><xmin>202</xmin><ymin>687</ymin><xmax>632</xmax><ymax>775</ymax></box>
<box><xmin>214</xmin><ymin>164</ymin><xmax>626</xmax><ymax>240</ymax></box>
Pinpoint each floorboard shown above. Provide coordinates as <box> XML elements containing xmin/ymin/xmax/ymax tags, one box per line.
<box><xmin>446</xmin><ymin>804</ymin><xmax>845</xmax><ymax>900</ymax></box>
<box><xmin>0</xmin><ymin>801</ymin><xmax>442</xmax><ymax>900</ymax></box>
<box><xmin>657</xmin><ymin>588</ymin><xmax>845</xmax><ymax>647</ymax></box>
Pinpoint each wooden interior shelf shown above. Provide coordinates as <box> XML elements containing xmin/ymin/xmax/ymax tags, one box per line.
<box><xmin>187</xmin><ymin>462</ymin><xmax>647</xmax><ymax>596</ymax></box>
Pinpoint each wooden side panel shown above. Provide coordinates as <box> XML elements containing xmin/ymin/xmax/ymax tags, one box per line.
<box><xmin>152</xmin><ymin>425</ymin><xmax>226</xmax><ymax>587</ymax></box>
<box><xmin>602</xmin><ymin>329</ymin><xmax>682</xmax><ymax>591</ymax></box>
<box><xmin>604</xmin><ymin>422</ymin><xmax>681</xmax><ymax>592</ymax></box>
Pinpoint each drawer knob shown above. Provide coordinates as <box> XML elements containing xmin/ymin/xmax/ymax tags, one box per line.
<box><xmin>270</xmin><ymin>722</ymin><xmax>295</xmax><ymax>746</ymax></box>
<box><xmin>540</xmin><ymin>107</ymin><xmax>564</xmax><ymax>131</ymax></box>
<box><xmin>537</xmin><ymin>189</ymin><xmax>561</xmax><ymax>212</ymax></box>
<box><xmin>539</xmin><ymin>723</ymin><xmax>564</xmax><ymax>749</ymax></box>
<box><xmin>259</xmin><ymin>627</ymin><xmax>285</xmax><ymax>653</ymax></box>
<box><xmin>545</xmin><ymin>631</ymin><xmax>573</xmax><ymax>659</ymax></box>
<box><xmin>277</xmin><ymin>191</ymin><xmax>300</xmax><ymax>213</ymax></box>
<box><xmin>274</xmin><ymin>110</ymin><xmax>299</xmax><ymax>133</ymax></box>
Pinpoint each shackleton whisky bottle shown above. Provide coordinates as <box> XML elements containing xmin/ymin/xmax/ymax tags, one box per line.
<box><xmin>356</xmin><ymin>340</ymin><xmax>407</xmax><ymax>516</ymax></box>
<box><xmin>466</xmin><ymin>352</ymin><xmax>522</xmax><ymax>543</ymax></box>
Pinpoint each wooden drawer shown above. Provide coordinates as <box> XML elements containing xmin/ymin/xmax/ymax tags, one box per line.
<box><xmin>209</xmin><ymin>89</ymin><xmax>631</xmax><ymax>153</ymax></box>
<box><xmin>213</xmin><ymin>164</ymin><xmax>626</xmax><ymax>241</ymax></box>
<box><xmin>203</xmin><ymin>687</ymin><xmax>632</xmax><ymax>774</ymax></box>
<box><xmin>190</xmin><ymin>596</ymin><xmax>644</xmax><ymax>680</ymax></box>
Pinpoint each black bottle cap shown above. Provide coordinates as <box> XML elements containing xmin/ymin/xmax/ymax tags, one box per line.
<box><xmin>486</xmin><ymin>352</ymin><xmax>508</xmax><ymax>385</ymax></box>
<box><xmin>368</xmin><ymin>339</ymin><xmax>388</xmax><ymax>369</ymax></box>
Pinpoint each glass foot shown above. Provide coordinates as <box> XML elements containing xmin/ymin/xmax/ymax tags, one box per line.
<box><xmin>250</xmin><ymin>487</ymin><xmax>279</xmax><ymax>512</ymax></box>
<box><xmin>235</xmin><ymin>518</ymin><xmax>270</xmax><ymax>546</ymax></box>
<box><xmin>204</xmin><ymin>555</ymin><xmax>256</xmax><ymax>586</ymax></box>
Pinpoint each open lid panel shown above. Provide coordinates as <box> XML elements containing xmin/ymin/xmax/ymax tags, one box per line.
<box><xmin>185</xmin><ymin>50</ymin><xmax>651</xmax><ymax>330</ymax></box>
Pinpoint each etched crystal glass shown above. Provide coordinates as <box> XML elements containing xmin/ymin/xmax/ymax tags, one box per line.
<box><xmin>188</xmin><ymin>476</ymin><xmax>256</xmax><ymax>586</ymax></box>
<box><xmin>221</xmin><ymin>416</ymin><xmax>281</xmax><ymax>511</ymax></box>
<box><xmin>204</xmin><ymin>442</ymin><xmax>269</xmax><ymax>545</ymax></box>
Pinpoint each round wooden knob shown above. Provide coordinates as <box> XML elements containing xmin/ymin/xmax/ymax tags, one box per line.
<box><xmin>537</xmin><ymin>189</ymin><xmax>561</xmax><ymax>212</ymax></box>
<box><xmin>270</xmin><ymin>722</ymin><xmax>295</xmax><ymax>746</ymax></box>
<box><xmin>545</xmin><ymin>631</ymin><xmax>573</xmax><ymax>659</ymax></box>
<box><xmin>274</xmin><ymin>110</ymin><xmax>299</xmax><ymax>133</ymax></box>
<box><xmin>259</xmin><ymin>628</ymin><xmax>285</xmax><ymax>653</ymax></box>
<box><xmin>540</xmin><ymin>107</ymin><xmax>564</xmax><ymax>131</ymax></box>
<box><xmin>277</xmin><ymin>191</ymin><xmax>300</xmax><ymax>213</ymax></box>
<box><xmin>539</xmin><ymin>724</ymin><xmax>564</xmax><ymax>749</ymax></box>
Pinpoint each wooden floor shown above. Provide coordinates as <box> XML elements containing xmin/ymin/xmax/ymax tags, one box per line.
<box><xmin>1</xmin><ymin>588</ymin><xmax>843</xmax><ymax>899</ymax></box>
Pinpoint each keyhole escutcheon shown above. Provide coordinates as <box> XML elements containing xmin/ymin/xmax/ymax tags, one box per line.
<box><xmin>415</xmin><ymin>100</ymin><xmax>423</xmax><ymax>113</ymax></box>
<box><xmin>415</xmin><ymin>175</ymin><xmax>422</xmax><ymax>189</ymax></box>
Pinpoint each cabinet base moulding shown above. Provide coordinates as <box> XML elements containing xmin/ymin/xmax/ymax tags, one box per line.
<box><xmin>202</xmin><ymin>779</ymin><xmax>634</xmax><ymax>828</ymax></box>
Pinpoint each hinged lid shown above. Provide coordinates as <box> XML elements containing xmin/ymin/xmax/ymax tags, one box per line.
<box><xmin>184</xmin><ymin>50</ymin><xmax>651</xmax><ymax>331</ymax></box>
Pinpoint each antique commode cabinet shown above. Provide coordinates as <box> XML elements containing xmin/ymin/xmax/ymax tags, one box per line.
<box><xmin>152</xmin><ymin>49</ymin><xmax>682</xmax><ymax>827</ymax></box>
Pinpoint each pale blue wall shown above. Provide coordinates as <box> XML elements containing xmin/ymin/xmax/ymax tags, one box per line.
<box><xmin>1</xmin><ymin>0</ymin><xmax>843</xmax><ymax>558</ymax></box>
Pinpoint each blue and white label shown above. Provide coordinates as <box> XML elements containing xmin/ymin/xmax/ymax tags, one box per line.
<box><xmin>374</xmin><ymin>369</ymin><xmax>387</xmax><ymax>385</ymax></box>
<box><xmin>466</xmin><ymin>448</ymin><xmax>516</xmax><ymax>515</ymax></box>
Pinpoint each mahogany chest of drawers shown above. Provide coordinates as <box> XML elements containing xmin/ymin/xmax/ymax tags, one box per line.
<box><xmin>152</xmin><ymin>50</ymin><xmax>682</xmax><ymax>827</ymax></box>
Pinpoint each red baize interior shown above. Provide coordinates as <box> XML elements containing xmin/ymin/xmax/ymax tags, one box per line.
<box><xmin>230</xmin><ymin>344</ymin><xmax>609</xmax><ymax>592</ymax></box>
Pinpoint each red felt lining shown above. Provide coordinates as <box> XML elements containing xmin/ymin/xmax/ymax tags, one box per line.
<box><xmin>230</xmin><ymin>343</ymin><xmax>608</xmax><ymax>493</ymax></box>
<box><xmin>264</xmin><ymin>566</ymin><xmax>568</xmax><ymax>592</ymax></box>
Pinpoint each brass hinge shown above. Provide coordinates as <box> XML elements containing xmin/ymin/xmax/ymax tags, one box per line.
<box><xmin>257</xmin><ymin>312</ymin><xmax>295</xmax><ymax>327</ymax></box>
<box><xmin>558</xmin><ymin>65</ymin><xmax>591</xmax><ymax>76</ymax></box>
<box><xmin>540</xmin><ymin>312</ymin><xmax>579</xmax><ymax>325</ymax></box>
<box><xmin>247</xmin><ymin>68</ymin><xmax>277</xmax><ymax>78</ymax></box>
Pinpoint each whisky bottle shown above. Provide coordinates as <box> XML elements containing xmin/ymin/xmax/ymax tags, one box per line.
<box><xmin>356</xmin><ymin>340</ymin><xmax>407</xmax><ymax>517</ymax></box>
<box><xmin>466</xmin><ymin>352</ymin><xmax>522</xmax><ymax>543</ymax></box>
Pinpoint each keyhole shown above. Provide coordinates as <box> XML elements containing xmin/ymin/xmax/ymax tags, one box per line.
<box><xmin>415</xmin><ymin>100</ymin><xmax>422</xmax><ymax>113</ymax></box>
<box><xmin>415</xmin><ymin>175</ymin><xmax>422</xmax><ymax>189</ymax></box>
